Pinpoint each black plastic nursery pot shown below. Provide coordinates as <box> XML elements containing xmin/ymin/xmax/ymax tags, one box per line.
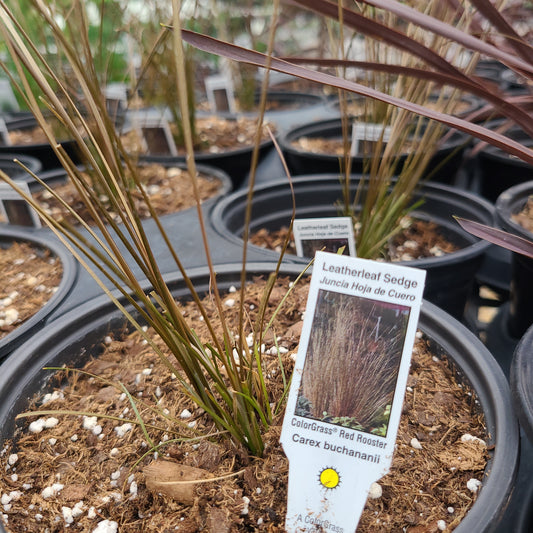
<box><xmin>0</xmin><ymin>264</ymin><xmax>518</xmax><ymax>532</ymax></box>
<box><xmin>495</xmin><ymin>181</ymin><xmax>533</xmax><ymax>339</ymax></box>
<box><xmin>0</xmin><ymin>227</ymin><xmax>78</xmax><ymax>362</ymax></box>
<box><xmin>277</xmin><ymin>118</ymin><xmax>471</xmax><ymax>184</ymax></box>
<box><xmin>0</xmin><ymin>153</ymin><xmax>41</xmax><ymax>179</ymax></box>
<box><xmin>138</xmin><ymin>138</ymin><xmax>273</xmax><ymax>191</ymax></box>
<box><xmin>475</xmin><ymin>125</ymin><xmax>533</xmax><ymax>203</ymax></box>
<box><xmin>210</xmin><ymin>175</ymin><xmax>495</xmax><ymax>319</ymax></box>
<box><xmin>232</xmin><ymin>90</ymin><xmax>328</xmax><ymax>133</ymax></box>
<box><xmin>510</xmin><ymin>323</ymin><xmax>533</xmax><ymax>446</ymax></box>
<box><xmin>0</xmin><ymin>115</ymin><xmax>81</xmax><ymax>171</ymax></box>
<box><xmin>124</xmin><ymin>107</ymin><xmax>274</xmax><ymax>191</ymax></box>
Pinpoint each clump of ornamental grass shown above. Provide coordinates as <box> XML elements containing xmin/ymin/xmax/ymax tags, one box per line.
<box><xmin>183</xmin><ymin>0</ymin><xmax>533</xmax><ymax>258</ymax></box>
<box><xmin>0</xmin><ymin>0</ymin><xmax>295</xmax><ymax>458</ymax></box>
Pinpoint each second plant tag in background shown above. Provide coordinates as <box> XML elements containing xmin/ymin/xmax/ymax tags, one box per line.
<box><xmin>280</xmin><ymin>251</ymin><xmax>426</xmax><ymax>532</ymax></box>
<box><xmin>293</xmin><ymin>217</ymin><xmax>356</xmax><ymax>258</ymax></box>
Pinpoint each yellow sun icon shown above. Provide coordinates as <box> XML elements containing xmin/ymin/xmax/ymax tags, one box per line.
<box><xmin>319</xmin><ymin>467</ymin><xmax>341</xmax><ymax>489</ymax></box>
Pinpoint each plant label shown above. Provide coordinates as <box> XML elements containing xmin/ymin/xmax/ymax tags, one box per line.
<box><xmin>0</xmin><ymin>118</ymin><xmax>10</xmax><ymax>146</ymax></box>
<box><xmin>280</xmin><ymin>251</ymin><xmax>426</xmax><ymax>532</ymax></box>
<box><xmin>104</xmin><ymin>83</ymin><xmax>128</xmax><ymax>122</ymax></box>
<box><xmin>135</xmin><ymin>117</ymin><xmax>178</xmax><ymax>156</ymax></box>
<box><xmin>293</xmin><ymin>217</ymin><xmax>356</xmax><ymax>257</ymax></box>
<box><xmin>205</xmin><ymin>74</ymin><xmax>236</xmax><ymax>113</ymax></box>
<box><xmin>351</xmin><ymin>122</ymin><xmax>391</xmax><ymax>157</ymax></box>
<box><xmin>0</xmin><ymin>181</ymin><xmax>41</xmax><ymax>228</ymax></box>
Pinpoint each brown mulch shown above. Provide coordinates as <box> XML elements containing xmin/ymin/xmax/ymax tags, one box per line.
<box><xmin>0</xmin><ymin>276</ymin><xmax>488</xmax><ymax>532</ymax></box>
<box><xmin>250</xmin><ymin>219</ymin><xmax>459</xmax><ymax>261</ymax></box>
<box><xmin>0</xmin><ymin>241</ymin><xmax>63</xmax><ymax>340</ymax></box>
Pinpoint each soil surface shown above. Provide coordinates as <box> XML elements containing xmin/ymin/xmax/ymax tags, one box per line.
<box><xmin>0</xmin><ymin>241</ymin><xmax>63</xmax><ymax>340</ymax></box>
<box><xmin>250</xmin><ymin>219</ymin><xmax>459</xmax><ymax>262</ymax></box>
<box><xmin>0</xmin><ymin>276</ymin><xmax>488</xmax><ymax>532</ymax></box>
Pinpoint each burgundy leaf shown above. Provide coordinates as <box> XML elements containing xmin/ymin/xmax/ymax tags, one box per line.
<box><xmin>469</xmin><ymin>0</ymin><xmax>533</xmax><ymax>65</ymax></box>
<box><xmin>181</xmin><ymin>29</ymin><xmax>533</xmax><ymax>165</ymax></box>
<box><xmin>455</xmin><ymin>217</ymin><xmax>533</xmax><ymax>259</ymax></box>
<box><xmin>283</xmin><ymin>0</ymin><xmax>533</xmax><ymax>136</ymax></box>
<box><xmin>355</xmin><ymin>0</ymin><xmax>533</xmax><ymax>76</ymax></box>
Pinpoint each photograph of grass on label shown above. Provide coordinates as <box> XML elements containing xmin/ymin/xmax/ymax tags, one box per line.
<box><xmin>301</xmin><ymin>238</ymin><xmax>350</xmax><ymax>257</ymax></box>
<box><xmin>295</xmin><ymin>290</ymin><xmax>410</xmax><ymax>437</ymax></box>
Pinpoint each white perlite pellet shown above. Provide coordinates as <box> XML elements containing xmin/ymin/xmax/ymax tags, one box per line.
<box><xmin>368</xmin><ymin>482</ymin><xmax>382</xmax><ymax>499</ymax></box>
<box><xmin>461</xmin><ymin>433</ymin><xmax>486</xmax><ymax>446</ymax></box>
<box><xmin>7</xmin><ymin>454</ymin><xmax>18</xmax><ymax>467</ymax></box>
<box><xmin>241</xmin><ymin>496</ymin><xmax>250</xmax><ymax>515</ymax></box>
<box><xmin>29</xmin><ymin>418</ymin><xmax>58</xmax><ymax>434</ymax></box>
<box><xmin>83</xmin><ymin>416</ymin><xmax>98</xmax><ymax>430</ymax></box>
<box><xmin>42</xmin><ymin>391</ymin><xmax>64</xmax><ymax>405</ymax></box>
<box><xmin>41</xmin><ymin>483</ymin><xmax>64</xmax><ymax>499</ymax></box>
<box><xmin>410</xmin><ymin>437</ymin><xmax>423</xmax><ymax>450</ymax></box>
<box><xmin>83</xmin><ymin>416</ymin><xmax>102</xmax><ymax>435</ymax></box>
<box><xmin>437</xmin><ymin>519</ymin><xmax>447</xmax><ymax>530</ymax></box>
<box><xmin>114</xmin><ymin>423</ymin><xmax>132</xmax><ymax>437</ymax></box>
<box><xmin>467</xmin><ymin>478</ymin><xmax>482</xmax><ymax>493</ymax></box>
<box><xmin>92</xmin><ymin>519</ymin><xmax>119</xmax><ymax>533</ymax></box>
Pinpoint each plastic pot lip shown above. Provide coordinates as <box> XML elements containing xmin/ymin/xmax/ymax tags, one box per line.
<box><xmin>0</xmin><ymin>264</ymin><xmax>518</xmax><ymax>532</ymax></box>
<box><xmin>326</xmin><ymin>93</ymin><xmax>482</xmax><ymax>119</ymax></box>
<box><xmin>21</xmin><ymin>160</ymin><xmax>233</xmax><ymax>205</ymax></box>
<box><xmin>141</xmin><ymin>136</ymin><xmax>273</xmax><ymax>163</ymax></box>
<box><xmin>0</xmin><ymin>153</ymin><xmax>42</xmax><ymax>177</ymax></box>
<box><xmin>510</xmin><ymin>323</ymin><xmax>533</xmax><ymax>444</ymax></box>
<box><xmin>210</xmin><ymin>174</ymin><xmax>495</xmax><ymax>268</ymax></box>
<box><xmin>495</xmin><ymin>180</ymin><xmax>533</xmax><ymax>239</ymax></box>
<box><xmin>277</xmin><ymin>116</ymin><xmax>470</xmax><ymax>155</ymax></box>
<box><xmin>0</xmin><ymin>226</ymin><xmax>78</xmax><ymax>361</ymax></box>
<box><xmin>208</xmin><ymin>90</ymin><xmax>326</xmax><ymax>120</ymax></box>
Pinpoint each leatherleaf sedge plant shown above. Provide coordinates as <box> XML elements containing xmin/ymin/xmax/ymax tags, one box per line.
<box><xmin>182</xmin><ymin>0</ymin><xmax>533</xmax><ymax>255</ymax></box>
<box><xmin>0</xmin><ymin>0</ymin><xmax>295</xmax><ymax>458</ymax></box>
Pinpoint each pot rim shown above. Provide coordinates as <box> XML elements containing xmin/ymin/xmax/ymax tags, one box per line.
<box><xmin>495</xmin><ymin>180</ymin><xmax>533</xmax><ymax>239</ymax></box>
<box><xmin>210</xmin><ymin>174</ymin><xmax>495</xmax><ymax>269</ymax></box>
<box><xmin>0</xmin><ymin>263</ymin><xmax>518</xmax><ymax>533</ymax></box>
<box><xmin>278</xmin><ymin>116</ymin><xmax>470</xmax><ymax>157</ymax></box>
<box><xmin>510</xmin><ymin>323</ymin><xmax>533</xmax><ymax>444</ymax></box>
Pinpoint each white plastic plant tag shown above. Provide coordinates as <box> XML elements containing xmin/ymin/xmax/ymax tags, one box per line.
<box><xmin>351</xmin><ymin>122</ymin><xmax>391</xmax><ymax>157</ymax></box>
<box><xmin>205</xmin><ymin>73</ymin><xmax>236</xmax><ymax>113</ymax></box>
<box><xmin>104</xmin><ymin>83</ymin><xmax>128</xmax><ymax>121</ymax></box>
<box><xmin>293</xmin><ymin>217</ymin><xmax>356</xmax><ymax>257</ymax></box>
<box><xmin>280</xmin><ymin>251</ymin><xmax>426</xmax><ymax>532</ymax></box>
<box><xmin>0</xmin><ymin>181</ymin><xmax>41</xmax><ymax>228</ymax></box>
<box><xmin>0</xmin><ymin>118</ymin><xmax>10</xmax><ymax>146</ymax></box>
<box><xmin>135</xmin><ymin>117</ymin><xmax>178</xmax><ymax>156</ymax></box>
